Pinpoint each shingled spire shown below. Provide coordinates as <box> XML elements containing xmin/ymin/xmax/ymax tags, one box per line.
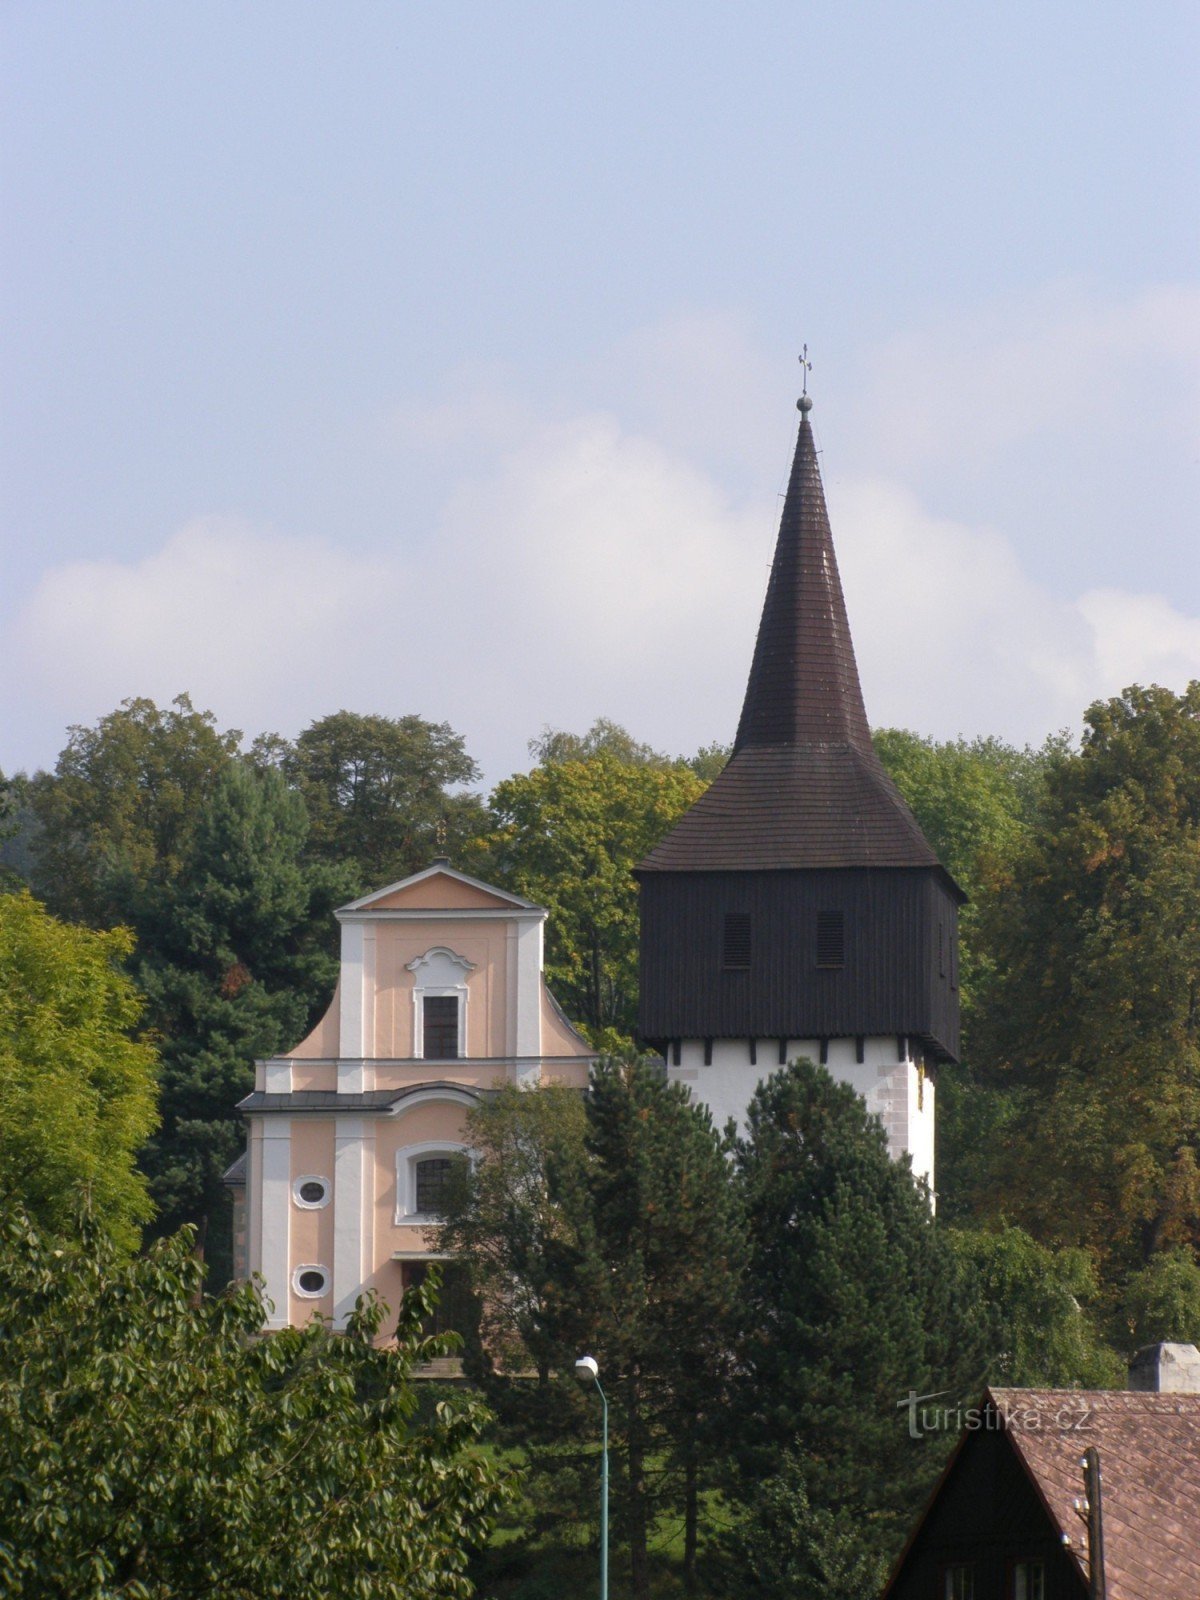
<box><xmin>734</xmin><ymin>401</ymin><xmax>873</xmax><ymax>753</ymax></box>
<box><xmin>639</xmin><ymin>396</ymin><xmax>948</xmax><ymax>875</ymax></box>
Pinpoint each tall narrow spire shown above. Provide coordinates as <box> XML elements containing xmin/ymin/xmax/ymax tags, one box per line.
<box><xmin>734</xmin><ymin>405</ymin><xmax>873</xmax><ymax>755</ymax></box>
<box><xmin>639</xmin><ymin>393</ymin><xmax>950</xmax><ymax>876</ymax></box>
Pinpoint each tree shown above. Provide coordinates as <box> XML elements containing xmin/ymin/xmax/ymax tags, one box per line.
<box><xmin>482</xmin><ymin>756</ymin><xmax>706</xmax><ymax>1038</ymax></box>
<box><xmin>710</xmin><ymin>1453</ymin><xmax>887</xmax><ymax>1600</ymax></box>
<box><xmin>948</xmin><ymin>1225</ymin><xmax>1122</xmax><ymax>1387</ymax></box>
<box><xmin>274</xmin><ymin>710</ymin><xmax>484</xmax><ymax>893</ymax></box>
<box><xmin>29</xmin><ymin>694</ymin><xmax>242</xmax><ymax>928</ymax></box>
<box><xmin>582</xmin><ymin>1058</ymin><xmax>745</xmax><ymax>1593</ymax></box>
<box><xmin>1119</xmin><ymin>1247</ymin><xmax>1200</xmax><ymax>1347</ymax></box>
<box><xmin>0</xmin><ymin>1207</ymin><xmax>508</xmax><ymax>1599</ymax></box>
<box><xmin>441</xmin><ymin>1059</ymin><xmax>745</xmax><ymax>1598</ymax></box>
<box><xmin>973</xmin><ymin>684</ymin><xmax>1200</xmax><ymax>1277</ymax></box>
<box><xmin>439</xmin><ymin>1081</ymin><xmax>593</xmax><ymax>1384</ymax></box>
<box><xmin>734</xmin><ymin>1060</ymin><xmax>988</xmax><ymax>1564</ymax></box>
<box><xmin>0</xmin><ymin>891</ymin><xmax>157</xmax><ymax>1251</ymax></box>
<box><xmin>136</xmin><ymin>762</ymin><xmax>352</xmax><ymax>1276</ymax></box>
<box><xmin>26</xmin><ymin>700</ymin><xmax>350</xmax><ymax>1277</ymax></box>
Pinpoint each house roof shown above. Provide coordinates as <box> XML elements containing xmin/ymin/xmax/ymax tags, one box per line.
<box><xmin>992</xmin><ymin>1387</ymin><xmax>1200</xmax><ymax>1599</ymax></box>
<box><xmin>637</xmin><ymin>405</ymin><xmax>957</xmax><ymax>888</ymax></box>
<box><xmin>237</xmin><ymin>1081</ymin><xmax>490</xmax><ymax>1115</ymax></box>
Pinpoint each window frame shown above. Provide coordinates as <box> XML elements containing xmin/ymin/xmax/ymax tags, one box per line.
<box><xmin>292</xmin><ymin>1174</ymin><xmax>331</xmax><ymax>1210</ymax></box>
<box><xmin>1007</xmin><ymin>1559</ymin><xmax>1046</xmax><ymax>1600</ymax></box>
<box><xmin>292</xmin><ymin>1263</ymin><xmax>330</xmax><ymax>1299</ymax></box>
<box><xmin>394</xmin><ymin>1140</ymin><xmax>471</xmax><ymax>1225</ymax></box>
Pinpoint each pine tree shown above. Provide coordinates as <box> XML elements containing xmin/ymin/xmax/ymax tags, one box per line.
<box><xmin>734</xmin><ymin>1060</ymin><xmax>987</xmax><ymax>1565</ymax></box>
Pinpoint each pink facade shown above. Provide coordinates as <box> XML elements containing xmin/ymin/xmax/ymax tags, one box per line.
<box><xmin>237</xmin><ymin>862</ymin><xmax>594</xmax><ymax>1335</ymax></box>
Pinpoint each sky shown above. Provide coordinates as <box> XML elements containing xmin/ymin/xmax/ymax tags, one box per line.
<box><xmin>2</xmin><ymin>2</ymin><xmax>1198</xmax><ymax>787</ymax></box>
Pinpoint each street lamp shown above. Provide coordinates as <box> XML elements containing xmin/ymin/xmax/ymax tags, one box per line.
<box><xmin>574</xmin><ymin>1354</ymin><xmax>608</xmax><ymax>1600</ymax></box>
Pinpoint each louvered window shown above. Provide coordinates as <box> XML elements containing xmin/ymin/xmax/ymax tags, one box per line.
<box><xmin>423</xmin><ymin>995</ymin><xmax>459</xmax><ymax>1059</ymax></box>
<box><xmin>816</xmin><ymin>911</ymin><xmax>844</xmax><ymax>968</ymax></box>
<box><xmin>723</xmin><ymin>913</ymin><xmax>751</xmax><ymax>969</ymax></box>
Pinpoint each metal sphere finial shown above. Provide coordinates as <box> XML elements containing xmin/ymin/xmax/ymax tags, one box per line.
<box><xmin>797</xmin><ymin>344</ymin><xmax>812</xmax><ymax>412</ymax></box>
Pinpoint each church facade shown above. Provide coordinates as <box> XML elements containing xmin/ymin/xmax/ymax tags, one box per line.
<box><xmin>636</xmin><ymin>394</ymin><xmax>962</xmax><ymax>1190</ymax></box>
<box><xmin>232</xmin><ymin>862</ymin><xmax>593</xmax><ymax>1330</ymax></box>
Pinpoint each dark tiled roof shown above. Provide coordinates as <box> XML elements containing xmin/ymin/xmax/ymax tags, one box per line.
<box><xmin>236</xmin><ymin>1081</ymin><xmax>488</xmax><ymax>1115</ymax></box>
<box><xmin>639</xmin><ymin>413</ymin><xmax>951</xmax><ymax>881</ymax></box>
<box><xmin>993</xmin><ymin>1387</ymin><xmax>1200</xmax><ymax>1599</ymax></box>
<box><xmin>222</xmin><ymin>1150</ymin><xmax>247</xmax><ymax>1186</ymax></box>
<box><xmin>636</xmin><ymin>741</ymin><xmax>941</xmax><ymax>872</ymax></box>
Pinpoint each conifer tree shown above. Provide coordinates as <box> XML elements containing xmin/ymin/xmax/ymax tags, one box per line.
<box><xmin>734</xmin><ymin>1060</ymin><xmax>987</xmax><ymax>1564</ymax></box>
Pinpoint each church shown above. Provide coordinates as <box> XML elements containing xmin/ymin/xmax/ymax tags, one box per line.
<box><xmin>230</xmin><ymin>385</ymin><xmax>960</xmax><ymax>1328</ymax></box>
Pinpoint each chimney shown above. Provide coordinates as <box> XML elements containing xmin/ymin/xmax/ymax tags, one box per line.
<box><xmin>1127</xmin><ymin>1341</ymin><xmax>1200</xmax><ymax>1392</ymax></box>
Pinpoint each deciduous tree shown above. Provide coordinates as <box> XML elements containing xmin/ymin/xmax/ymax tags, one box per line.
<box><xmin>0</xmin><ymin>891</ymin><xmax>158</xmax><ymax>1251</ymax></box>
<box><xmin>482</xmin><ymin>757</ymin><xmax>706</xmax><ymax>1038</ymax></box>
<box><xmin>0</xmin><ymin>1208</ymin><xmax>507</xmax><ymax>1599</ymax></box>
<box><xmin>274</xmin><ymin>710</ymin><xmax>484</xmax><ymax>892</ymax></box>
<box><xmin>973</xmin><ymin>684</ymin><xmax>1200</xmax><ymax>1276</ymax></box>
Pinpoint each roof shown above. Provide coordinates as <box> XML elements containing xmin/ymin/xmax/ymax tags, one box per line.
<box><xmin>237</xmin><ymin>1081</ymin><xmax>489</xmax><ymax>1115</ymax></box>
<box><xmin>992</xmin><ymin>1387</ymin><xmax>1200</xmax><ymax>1599</ymax></box>
<box><xmin>638</xmin><ymin>409</ymin><xmax>957</xmax><ymax>889</ymax></box>
<box><xmin>222</xmin><ymin>1150</ymin><xmax>247</xmax><ymax>1186</ymax></box>
<box><xmin>337</xmin><ymin>860</ymin><xmax>542</xmax><ymax>915</ymax></box>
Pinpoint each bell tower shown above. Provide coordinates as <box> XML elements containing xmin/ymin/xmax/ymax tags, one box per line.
<box><xmin>635</xmin><ymin>387</ymin><xmax>962</xmax><ymax>1188</ymax></box>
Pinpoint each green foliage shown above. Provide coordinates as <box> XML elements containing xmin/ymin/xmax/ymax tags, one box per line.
<box><xmin>482</xmin><ymin>757</ymin><xmax>706</xmax><ymax>1035</ymax></box>
<box><xmin>275</xmin><ymin>709</ymin><xmax>484</xmax><ymax>892</ymax></box>
<box><xmin>442</xmin><ymin>1061</ymin><xmax>744</xmax><ymax>1599</ymax></box>
<box><xmin>973</xmin><ymin>683</ymin><xmax>1200</xmax><ymax>1274</ymax></box>
<box><xmin>0</xmin><ymin>891</ymin><xmax>158</xmax><ymax>1251</ymax></box>
<box><xmin>710</xmin><ymin>1454</ymin><xmax>887</xmax><ymax>1600</ymax></box>
<box><xmin>135</xmin><ymin>761</ymin><xmax>351</xmax><ymax>1274</ymax></box>
<box><xmin>734</xmin><ymin>1061</ymin><xmax>987</xmax><ymax>1563</ymax></box>
<box><xmin>439</xmin><ymin>1081</ymin><xmax>592</xmax><ymax>1382</ymax></box>
<box><xmin>29</xmin><ymin>694</ymin><xmax>242</xmax><ymax>927</ymax></box>
<box><xmin>0</xmin><ymin>1208</ymin><xmax>507</xmax><ymax>1599</ymax></box>
<box><xmin>530</xmin><ymin>718</ymin><xmax>674</xmax><ymax>768</ymax></box>
<box><xmin>949</xmin><ymin>1225</ymin><xmax>1122</xmax><ymax>1387</ymax></box>
<box><xmin>1118</xmin><ymin>1246</ymin><xmax>1200</xmax><ymax>1346</ymax></box>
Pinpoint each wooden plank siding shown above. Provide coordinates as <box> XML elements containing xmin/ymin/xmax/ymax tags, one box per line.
<box><xmin>638</xmin><ymin>866</ymin><xmax>960</xmax><ymax>1061</ymax></box>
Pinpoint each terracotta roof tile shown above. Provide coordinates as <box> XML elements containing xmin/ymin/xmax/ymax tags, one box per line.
<box><xmin>992</xmin><ymin>1388</ymin><xmax>1200</xmax><ymax>1600</ymax></box>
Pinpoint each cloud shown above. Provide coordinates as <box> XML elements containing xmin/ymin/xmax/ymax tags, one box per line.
<box><xmin>853</xmin><ymin>281</ymin><xmax>1200</xmax><ymax>474</ymax></box>
<box><xmin>4</xmin><ymin>297</ymin><xmax>1199</xmax><ymax>782</ymax></box>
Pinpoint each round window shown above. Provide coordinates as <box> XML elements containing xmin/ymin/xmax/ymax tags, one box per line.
<box><xmin>293</xmin><ymin>1265</ymin><xmax>328</xmax><ymax>1297</ymax></box>
<box><xmin>292</xmin><ymin>1175</ymin><xmax>330</xmax><ymax>1209</ymax></box>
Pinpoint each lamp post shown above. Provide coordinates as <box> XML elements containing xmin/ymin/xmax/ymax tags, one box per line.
<box><xmin>574</xmin><ymin>1354</ymin><xmax>608</xmax><ymax>1600</ymax></box>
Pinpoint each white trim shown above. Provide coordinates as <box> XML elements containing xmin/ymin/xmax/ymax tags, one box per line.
<box><xmin>338</xmin><ymin>862</ymin><xmax>542</xmax><ymax>914</ymax></box>
<box><xmin>514</xmin><ymin>917</ymin><xmax>543</xmax><ymax>1059</ymax></box>
<box><xmin>389</xmin><ymin>1085</ymin><xmax>481</xmax><ymax>1114</ymax></box>
<box><xmin>395</xmin><ymin>1140</ymin><xmax>470</xmax><ymax>1225</ymax></box>
<box><xmin>292</xmin><ymin>1263</ymin><xmax>330</xmax><ymax>1299</ymax></box>
<box><xmin>409</xmin><ymin>948</ymin><xmax>474</xmax><ymax>1060</ymax></box>
<box><xmin>339</xmin><ymin>920</ymin><xmax>365</xmax><ymax>1065</ymax></box>
<box><xmin>264</xmin><ymin>1059</ymin><xmax>292</xmax><ymax>1093</ymax></box>
<box><xmin>405</xmin><ymin>946</ymin><xmax>475</xmax><ymax>978</ymax></box>
<box><xmin>292</xmin><ymin>1174</ymin><xmax>331</xmax><ymax>1210</ymax></box>
<box><xmin>259</xmin><ymin>1118</ymin><xmax>291</xmax><ymax>1329</ymax></box>
<box><xmin>337</xmin><ymin>907</ymin><xmax>545</xmax><ymax>923</ymax></box>
<box><xmin>332</xmin><ymin>1118</ymin><xmax>366</xmax><ymax>1329</ymax></box>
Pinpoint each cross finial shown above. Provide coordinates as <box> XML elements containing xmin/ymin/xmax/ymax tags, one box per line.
<box><xmin>435</xmin><ymin>814</ymin><xmax>448</xmax><ymax>850</ymax></box>
<box><xmin>797</xmin><ymin>345</ymin><xmax>813</xmax><ymax>414</ymax></box>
